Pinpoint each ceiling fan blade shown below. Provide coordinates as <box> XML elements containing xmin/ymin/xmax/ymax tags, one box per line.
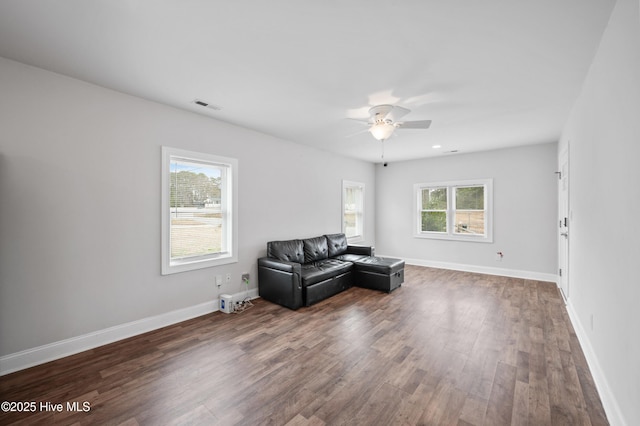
<box><xmin>344</xmin><ymin>128</ymin><xmax>371</xmax><ymax>138</ymax></box>
<box><xmin>396</xmin><ymin>119</ymin><xmax>432</xmax><ymax>129</ymax></box>
<box><xmin>346</xmin><ymin>117</ymin><xmax>372</xmax><ymax>126</ymax></box>
<box><xmin>386</xmin><ymin>105</ymin><xmax>411</xmax><ymax>122</ymax></box>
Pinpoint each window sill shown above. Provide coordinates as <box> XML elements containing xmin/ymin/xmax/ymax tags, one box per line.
<box><xmin>414</xmin><ymin>232</ymin><xmax>493</xmax><ymax>243</ymax></box>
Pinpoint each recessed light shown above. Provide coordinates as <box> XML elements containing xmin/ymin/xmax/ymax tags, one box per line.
<box><xmin>432</xmin><ymin>145</ymin><xmax>441</xmax><ymax>149</ymax></box>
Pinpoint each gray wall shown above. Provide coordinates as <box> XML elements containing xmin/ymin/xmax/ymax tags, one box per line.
<box><xmin>559</xmin><ymin>0</ymin><xmax>640</xmax><ymax>424</ymax></box>
<box><xmin>0</xmin><ymin>57</ymin><xmax>375</xmax><ymax>356</ymax></box>
<box><xmin>374</xmin><ymin>143</ymin><xmax>558</xmax><ymax>278</ymax></box>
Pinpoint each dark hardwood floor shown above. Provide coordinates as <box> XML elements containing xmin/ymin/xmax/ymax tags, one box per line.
<box><xmin>0</xmin><ymin>265</ymin><xmax>608</xmax><ymax>425</ymax></box>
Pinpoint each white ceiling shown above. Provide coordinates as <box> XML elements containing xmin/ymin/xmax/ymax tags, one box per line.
<box><xmin>0</xmin><ymin>0</ymin><xmax>616</xmax><ymax>163</ymax></box>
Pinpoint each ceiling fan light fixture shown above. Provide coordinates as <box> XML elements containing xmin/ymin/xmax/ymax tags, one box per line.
<box><xmin>370</xmin><ymin>122</ymin><xmax>395</xmax><ymax>140</ymax></box>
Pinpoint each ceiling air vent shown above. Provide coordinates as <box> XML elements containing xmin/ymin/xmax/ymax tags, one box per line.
<box><xmin>192</xmin><ymin>99</ymin><xmax>222</xmax><ymax>111</ymax></box>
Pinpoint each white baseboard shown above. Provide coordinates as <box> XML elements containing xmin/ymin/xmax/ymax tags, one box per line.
<box><xmin>564</xmin><ymin>301</ymin><xmax>627</xmax><ymax>426</ymax></box>
<box><xmin>400</xmin><ymin>256</ymin><xmax>559</xmax><ymax>283</ymax></box>
<box><xmin>0</xmin><ymin>289</ymin><xmax>259</xmax><ymax>376</ymax></box>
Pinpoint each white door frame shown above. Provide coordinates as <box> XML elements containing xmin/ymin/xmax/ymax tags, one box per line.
<box><xmin>558</xmin><ymin>146</ymin><xmax>570</xmax><ymax>301</ymax></box>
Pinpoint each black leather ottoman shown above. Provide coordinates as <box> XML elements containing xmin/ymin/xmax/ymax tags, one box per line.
<box><xmin>353</xmin><ymin>256</ymin><xmax>404</xmax><ymax>293</ymax></box>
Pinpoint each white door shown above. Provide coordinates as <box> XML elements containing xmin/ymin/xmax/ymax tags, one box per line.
<box><xmin>558</xmin><ymin>148</ymin><xmax>570</xmax><ymax>301</ymax></box>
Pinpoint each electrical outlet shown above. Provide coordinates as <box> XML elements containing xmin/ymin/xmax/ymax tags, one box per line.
<box><xmin>226</xmin><ymin>273</ymin><xmax>231</xmax><ymax>283</ymax></box>
<box><xmin>242</xmin><ymin>273</ymin><xmax>250</xmax><ymax>284</ymax></box>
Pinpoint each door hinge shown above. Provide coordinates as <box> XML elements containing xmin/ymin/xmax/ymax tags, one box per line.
<box><xmin>559</xmin><ymin>268</ymin><xmax>563</xmax><ymax>277</ymax></box>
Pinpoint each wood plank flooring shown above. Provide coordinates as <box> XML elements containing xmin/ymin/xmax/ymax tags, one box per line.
<box><xmin>0</xmin><ymin>265</ymin><xmax>608</xmax><ymax>425</ymax></box>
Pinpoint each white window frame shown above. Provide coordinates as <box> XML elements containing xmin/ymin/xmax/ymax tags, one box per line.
<box><xmin>414</xmin><ymin>178</ymin><xmax>493</xmax><ymax>243</ymax></box>
<box><xmin>161</xmin><ymin>146</ymin><xmax>238</xmax><ymax>275</ymax></box>
<box><xmin>342</xmin><ymin>180</ymin><xmax>365</xmax><ymax>243</ymax></box>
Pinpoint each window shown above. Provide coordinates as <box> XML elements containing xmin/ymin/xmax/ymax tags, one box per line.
<box><xmin>420</xmin><ymin>186</ymin><xmax>448</xmax><ymax>233</ymax></box>
<box><xmin>414</xmin><ymin>179</ymin><xmax>493</xmax><ymax>242</ymax></box>
<box><xmin>342</xmin><ymin>180</ymin><xmax>364</xmax><ymax>243</ymax></box>
<box><xmin>161</xmin><ymin>147</ymin><xmax>238</xmax><ymax>275</ymax></box>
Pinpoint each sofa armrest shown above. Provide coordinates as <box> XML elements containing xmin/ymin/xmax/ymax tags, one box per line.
<box><xmin>258</xmin><ymin>257</ymin><xmax>303</xmax><ymax>310</ymax></box>
<box><xmin>258</xmin><ymin>257</ymin><xmax>301</xmax><ymax>273</ymax></box>
<box><xmin>346</xmin><ymin>245</ymin><xmax>375</xmax><ymax>257</ymax></box>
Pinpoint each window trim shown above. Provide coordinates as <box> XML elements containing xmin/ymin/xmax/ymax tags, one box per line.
<box><xmin>414</xmin><ymin>178</ymin><xmax>493</xmax><ymax>243</ymax></box>
<box><xmin>342</xmin><ymin>180</ymin><xmax>365</xmax><ymax>243</ymax></box>
<box><xmin>161</xmin><ymin>146</ymin><xmax>238</xmax><ymax>275</ymax></box>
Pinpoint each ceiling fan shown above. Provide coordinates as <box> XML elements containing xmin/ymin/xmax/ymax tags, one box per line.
<box><xmin>363</xmin><ymin>104</ymin><xmax>432</xmax><ymax>141</ymax></box>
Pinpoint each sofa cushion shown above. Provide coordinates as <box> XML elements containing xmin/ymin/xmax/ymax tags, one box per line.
<box><xmin>353</xmin><ymin>256</ymin><xmax>405</xmax><ymax>274</ymax></box>
<box><xmin>325</xmin><ymin>233</ymin><xmax>348</xmax><ymax>257</ymax></box>
<box><xmin>267</xmin><ymin>239</ymin><xmax>304</xmax><ymax>263</ymax></box>
<box><xmin>303</xmin><ymin>236</ymin><xmax>329</xmax><ymax>263</ymax></box>
<box><xmin>301</xmin><ymin>259</ymin><xmax>353</xmax><ymax>286</ymax></box>
<box><xmin>333</xmin><ymin>253</ymin><xmax>370</xmax><ymax>262</ymax></box>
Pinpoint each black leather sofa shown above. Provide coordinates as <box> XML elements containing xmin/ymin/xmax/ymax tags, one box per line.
<box><xmin>258</xmin><ymin>233</ymin><xmax>404</xmax><ymax>310</ymax></box>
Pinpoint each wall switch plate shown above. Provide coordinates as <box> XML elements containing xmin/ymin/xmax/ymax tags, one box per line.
<box><xmin>215</xmin><ymin>275</ymin><xmax>222</xmax><ymax>286</ymax></box>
